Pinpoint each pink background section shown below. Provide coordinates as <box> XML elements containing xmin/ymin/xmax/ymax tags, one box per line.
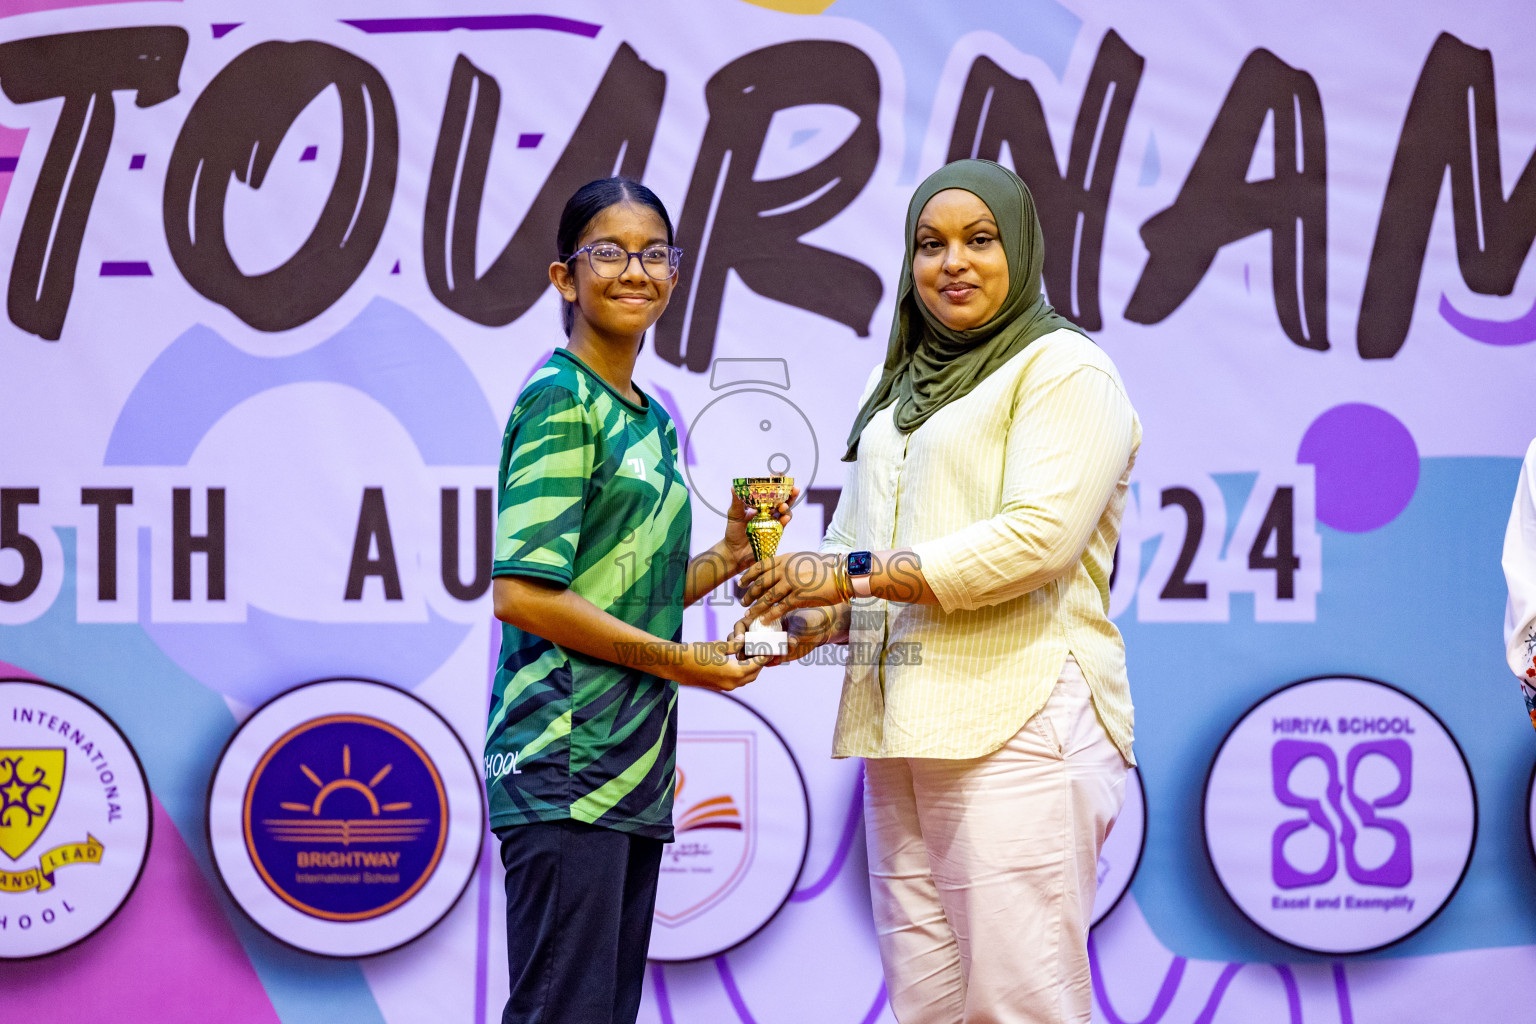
<box><xmin>0</xmin><ymin>661</ymin><xmax>279</xmax><ymax>1023</ymax></box>
<box><xmin>0</xmin><ymin>0</ymin><xmax>159</xmax><ymax>14</ymax></box>
<box><xmin>0</xmin><ymin>125</ymin><xmax>24</xmax><ymax>214</ymax></box>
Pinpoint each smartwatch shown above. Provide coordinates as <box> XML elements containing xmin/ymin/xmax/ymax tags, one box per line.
<box><xmin>846</xmin><ymin>550</ymin><xmax>874</xmax><ymax>598</ymax></box>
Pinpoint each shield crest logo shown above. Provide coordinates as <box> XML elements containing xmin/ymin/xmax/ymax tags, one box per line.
<box><xmin>654</xmin><ymin>732</ymin><xmax>755</xmax><ymax>926</ymax></box>
<box><xmin>0</xmin><ymin>748</ymin><xmax>67</xmax><ymax>862</ymax></box>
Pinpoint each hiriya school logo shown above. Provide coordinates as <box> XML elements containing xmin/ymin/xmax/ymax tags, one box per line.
<box><xmin>0</xmin><ymin>679</ymin><xmax>151</xmax><ymax>959</ymax></box>
<box><xmin>207</xmin><ymin>679</ymin><xmax>483</xmax><ymax>957</ymax></box>
<box><xmin>648</xmin><ymin>687</ymin><xmax>809</xmax><ymax>962</ymax></box>
<box><xmin>1203</xmin><ymin>676</ymin><xmax>1476</xmax><ymax>954</ymax></box>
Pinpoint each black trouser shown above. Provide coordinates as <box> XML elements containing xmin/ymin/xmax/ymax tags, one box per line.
<box><xmin>499</xmin><ymin>819</ymin><xmax>664</xmax><ymax>1024</ymax></box>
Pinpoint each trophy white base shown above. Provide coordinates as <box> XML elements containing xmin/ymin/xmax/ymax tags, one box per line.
<box><xmin>742</xmin><ymin>621</ymin><xmax>789</xmax><ymax>658</ymax></box>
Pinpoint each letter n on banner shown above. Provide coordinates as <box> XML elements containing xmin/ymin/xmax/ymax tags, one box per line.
<box><xmin>947</xmin><ymin>31</ymin><xmax>1144</xmax><ymax>331</ymax></box>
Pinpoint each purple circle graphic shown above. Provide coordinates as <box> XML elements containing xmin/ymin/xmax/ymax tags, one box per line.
<box><xmin>1297</xmin><ymin>403</ymin><xmax>1419</xmax><ymax>532</ymax></box>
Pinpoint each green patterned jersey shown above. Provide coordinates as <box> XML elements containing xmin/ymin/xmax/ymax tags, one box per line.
<box><xmin>486</xmin><ymin>349</ymin><xmax>691</xmax><ymax>840</ymax></box>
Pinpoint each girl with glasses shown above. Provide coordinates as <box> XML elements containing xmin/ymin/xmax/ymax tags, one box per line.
<box><xmin>487</xmin><ymin>177</ymin><xmax>792</xmax><ymax>1024</ymax></box>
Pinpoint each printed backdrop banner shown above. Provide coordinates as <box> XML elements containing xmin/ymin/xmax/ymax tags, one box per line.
<box><xmin>0</xmin><ymin>0</ymin><xmax>1534</xmax><ymax>1021</ymax></box>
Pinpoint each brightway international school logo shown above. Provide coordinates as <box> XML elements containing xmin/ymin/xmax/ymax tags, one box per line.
<box><xmin>649</xmin><ymin>688</ymin><xmax>808</xmax><ymax>962</ymax></box>
<box><xmin>1203</xmin><ymin>676</ymin><xmax>1476</xmax><ymax>954</ymax></box>
<box><xmin>208</xmin><ymin>679</ymin><xmax>482</xmax><ymax>957</ymax></box>
<box><xmin>244</xmin><ymin>715</ymin><xmax>446</xmax><ymax>922</ymax></box>
<box><xmin>0</xmin><ymin>679</ymin><xmax>151</xmax><ymax>959</ymax></box>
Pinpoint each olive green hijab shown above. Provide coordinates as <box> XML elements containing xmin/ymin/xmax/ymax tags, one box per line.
<box><xmin>842</xmin><ymin>159</ymin><xmax>1085</xmax><ymax>461</ymax></box>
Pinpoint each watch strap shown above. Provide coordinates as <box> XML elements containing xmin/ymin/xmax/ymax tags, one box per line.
<box><xmin>847</xmin><ymin>551</ymin><xmax>874</xmax><ymax>598</ymax></box>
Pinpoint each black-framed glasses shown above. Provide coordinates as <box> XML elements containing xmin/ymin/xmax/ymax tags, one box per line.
<box><xmin>566</xmin><ymin>242</ymin><xmax>684</xmax><ymax>281</ymax></box>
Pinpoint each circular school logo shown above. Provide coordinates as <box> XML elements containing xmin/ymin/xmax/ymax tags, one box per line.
<box><xmin>648</xmin><ymin>687</ymin><xmax>809</xmax><ymax>962</ymax></box>
<box><xmin>1204</xmin><ymin>676</ymin><xmax>1475</xmax><ymax>954</ymax></box>
<box><xmin>0</xmin><ymin>679</ymin><xmax>152</xmax><ymax>959</ymax></box>
<box><xmin>207</xmin><ymin>679</ymin><xmax>483</xmax><ymax>957</ymax></box>
<box><xmin>1092</xmin><ymin>765</ymin><xmax>1146</xmax><ymax>928</ymax></box>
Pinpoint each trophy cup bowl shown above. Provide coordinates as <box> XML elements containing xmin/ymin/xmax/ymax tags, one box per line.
<box><xmin>732</xmin><ymin>475</ymin><xmax>794</xmax><ymax>657</ymax></box>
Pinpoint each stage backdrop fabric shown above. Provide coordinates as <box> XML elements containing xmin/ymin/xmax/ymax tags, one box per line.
<box><xmin>1</xmin><ymin>0</ymin><xmax>1535</xmax><ymax>1021</ymax></box>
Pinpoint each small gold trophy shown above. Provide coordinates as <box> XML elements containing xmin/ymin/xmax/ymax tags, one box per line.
<box><xmin>732</xmin><ymin>475</ymin><xmax>794</xmax><ymax>657</ymax></box>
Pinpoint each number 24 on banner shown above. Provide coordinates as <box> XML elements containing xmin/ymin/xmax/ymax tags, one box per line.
<box><xmin>1108</xmin><ymin>469</ymin><xmax>1321</xmax><ymax>623</ymax></box>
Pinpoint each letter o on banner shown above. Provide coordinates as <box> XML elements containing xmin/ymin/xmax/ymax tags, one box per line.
<box><xmin>648</xmin><ymin>687</ymin><xmax>809</xmax><ymax>961</ymax></box>
<box><xmin>163</xmin><ymin>41</ymin><xmax>398</xmax><ymax>332</ymax></box>
<box><xmin>206</xmin><ymin>678</ymin><xmax>482</xmax><ymax>957</ymax></box>
<box><xmin>1203</xmin><ymin>675</ymin><xmax>1475</xmax><ymax>954</ymax></box>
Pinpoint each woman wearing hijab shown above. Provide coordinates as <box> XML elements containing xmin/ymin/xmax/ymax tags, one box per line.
<box><xmin>738</xmin><ymin>159</ymin><xmax>1140</xmax><ymax>1023</ymax></box>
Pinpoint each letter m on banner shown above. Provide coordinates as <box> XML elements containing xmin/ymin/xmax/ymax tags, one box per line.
<box><xmin>1359</xmin><ymin>33</ymin><xmax>1536</xmax><ymax>358</ymax></box>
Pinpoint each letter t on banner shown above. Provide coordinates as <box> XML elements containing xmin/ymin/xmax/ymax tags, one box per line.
<box><xmin>0</xmin><ymin>28</ymin><xmax>188</xmax><ymax>341</ymax></box>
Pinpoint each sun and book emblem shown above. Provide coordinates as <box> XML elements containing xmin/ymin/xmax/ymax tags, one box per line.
<box><xmin>260</xmin><ymin>742</ymin><xmax>430</xmax><ymax>848</ymax></box>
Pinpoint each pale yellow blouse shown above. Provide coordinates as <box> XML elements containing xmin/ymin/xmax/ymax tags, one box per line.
<box><xmin>822</xmin><ymin>328</ymin><xmax>1140</xmax><ymax>762</ymax></box>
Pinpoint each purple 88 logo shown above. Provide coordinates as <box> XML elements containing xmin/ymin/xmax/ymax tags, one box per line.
<box><xmin>1270</xmin><ymin>738</ymin><xmax>1413</xmax><ymax>889</ymax></box>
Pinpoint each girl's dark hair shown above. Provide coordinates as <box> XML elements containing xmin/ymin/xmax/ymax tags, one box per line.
<box><xmin>556</xmin><ymin>177</ymin><xmax>674</xmax><ymax>337</ymax></box>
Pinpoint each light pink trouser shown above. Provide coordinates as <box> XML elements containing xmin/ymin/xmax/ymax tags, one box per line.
<box><xmin>863</xmin><ymin>657</ymin><xmax>1128</xmax><ymax>1024</ymax></box>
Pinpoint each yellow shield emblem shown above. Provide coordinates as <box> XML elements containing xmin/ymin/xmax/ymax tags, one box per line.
<box><xmin>0</xmin><ymin>749</ymin><xmax>66</xmax><ymax>861</ymax></box>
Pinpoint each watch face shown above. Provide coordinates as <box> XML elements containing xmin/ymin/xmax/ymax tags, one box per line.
<box><xmin>847</xmin><ymin>551</ymin><xmax>873</xmax><ymax>576</ymax></box>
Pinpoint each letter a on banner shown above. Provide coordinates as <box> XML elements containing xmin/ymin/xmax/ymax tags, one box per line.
<box><xmin>1125</xmin><ymin>49</ymin><xmax>1328</xmax><ymax>350</ymax></box>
